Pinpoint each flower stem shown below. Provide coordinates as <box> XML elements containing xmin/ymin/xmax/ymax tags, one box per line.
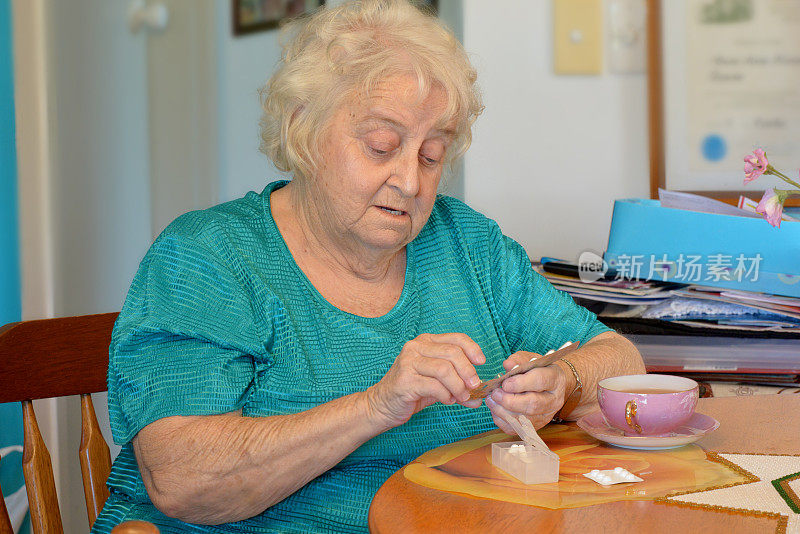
<box><xmin>781</xmin><ymin>176</ymin><xmax>800</xmax><ymax>189</ymax></box>
<box><xmin>768</xmin><ymin>167</ymin><xmax>800</xmax><ymax>189</ymax></box>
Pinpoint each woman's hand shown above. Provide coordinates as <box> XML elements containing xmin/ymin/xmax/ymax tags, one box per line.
<box><xmin>367</xmin><ymin>333</ymin><xmax>486</xmax><ymax>429</ymax></box>
<box><xmin>484</xmin><ymin>351</ymin><xmax>569</xmax><ymax>432</ymax></box>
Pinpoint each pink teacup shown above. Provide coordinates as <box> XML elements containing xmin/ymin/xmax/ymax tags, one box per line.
<box><xmin>597</xmin><ymin>374</ymin><xmax>699</xmax><ymax>436</ymax></box>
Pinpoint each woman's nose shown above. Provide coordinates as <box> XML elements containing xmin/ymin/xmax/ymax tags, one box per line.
<box><xmin>390</xmin><ymin>151</ymin><xmax>421</xmax><ymax>197</ymax></box>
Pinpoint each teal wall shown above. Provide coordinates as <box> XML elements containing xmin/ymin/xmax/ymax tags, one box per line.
<box><xmin>0</xmin><ymin>0</ymin><xmax>29</xmax><ymax>531</ymax></box>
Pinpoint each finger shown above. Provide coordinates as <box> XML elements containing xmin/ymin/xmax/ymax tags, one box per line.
<box><xmin>414</xmin><ymin>375</ymin><xmax>458</xmax><ymax>406</ymax></box>
<box><xmin>502</xmin><ymin>366</ymin><xmax>560</xmax><ymax>394</ymax></box>
<box><xmin>426</xmin><ymin>332</ymin><xmax>486</xmax><ymax>365</ymax></box>
<box><xmin>485</xmin><ymin>394</ymin><xmax>516</xmax><ymax>420</ymax></box>
<box><xmin>491</xmin><ymin>413</ymin><xmax>515</xmax><ymax>435</ymax></box>
<box><xmin>484</xmin><ymin>397</ymin><xmax>517</xmax><ymax>434</ymax></box>
<box><xmin>491</xmin><ymin>388</ymin><xmax>559</xmax><ymax>417</ymax></box>
<box><xmin>460</xmin><ymin>398</ymin><xmax>483</xmax><ymax>409</ymax></box>
<box><xmin>413</xmin><ymin>357</ymin><xmax>471</xmax><ymax>403</ymax></box>
<box><xmin>418</xmin><ymin>341</ymin><xmax>481</xmax><ymax>390</ymax></box>
<box><xmin>502</xmin><ymin>351</ymin><xmax>540</xmax><ymax>372</ymax></box>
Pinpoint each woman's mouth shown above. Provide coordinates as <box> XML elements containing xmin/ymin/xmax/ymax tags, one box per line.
<box><xmin>377</xmin><ymin>206</ymin><xmax>406</xmax><ymax>216</ymax></box>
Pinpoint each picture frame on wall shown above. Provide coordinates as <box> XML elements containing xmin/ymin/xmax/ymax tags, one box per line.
<box><xmin>232</xmin><ymin>0</ymin><xmax>325</xmax><ymax>36</ymax></box>
<box><xmin>647</xmin><ymin>0</ymin><xmax>800</xmax><ymax>206</ymax></box>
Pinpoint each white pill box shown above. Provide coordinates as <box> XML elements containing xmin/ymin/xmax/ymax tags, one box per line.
<box><xmin>491</xmin><ymin>442</ymin><xmax>559</xmax><ymax>485</ymax></box>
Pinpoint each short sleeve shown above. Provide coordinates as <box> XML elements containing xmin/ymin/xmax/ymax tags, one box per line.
<box><xmin>107</xmin><ymin>231</ymin><xmax>269</xmax><ymax>445</ymax></box>
<box><xmin>488</xmin><ymin>223</ymin><xmax>611</xmax><ymax>355</ymax></box>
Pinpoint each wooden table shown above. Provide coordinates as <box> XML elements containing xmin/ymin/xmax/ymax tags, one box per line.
<box><xmin>369</xmin><ymin>395</ymin><xmax>800</xmax><ymax>533</ymax></box>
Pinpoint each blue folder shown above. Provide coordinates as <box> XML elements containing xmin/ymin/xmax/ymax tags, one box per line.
<box><xmin>604</xmin><ymin>199</ymin><xmax>800</xmax><ymax>298</ymax></box>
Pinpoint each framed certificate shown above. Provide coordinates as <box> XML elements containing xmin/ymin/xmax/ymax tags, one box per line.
<box><xmin>647</xmin><ymin>0</ymin><xmax>800</xmax><ymax>206</ymax></box>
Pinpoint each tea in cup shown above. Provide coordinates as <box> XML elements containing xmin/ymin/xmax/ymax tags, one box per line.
<box><xmin>597</xmin><ymin>374</ymin><xmax>699</xmax><ymax>436</ymax></box>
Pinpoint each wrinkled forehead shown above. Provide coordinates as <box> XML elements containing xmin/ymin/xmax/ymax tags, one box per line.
<box><xmin>347</xmin><ymin>73</ymin><xmax>457</xmax><ymax>132</ymax></box>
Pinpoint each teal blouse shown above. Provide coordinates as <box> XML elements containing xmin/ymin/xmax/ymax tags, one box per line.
<box><xmin>92</xmin><ymin>180</ymin><xmax>609</xmax><ymax>533</ymax></box>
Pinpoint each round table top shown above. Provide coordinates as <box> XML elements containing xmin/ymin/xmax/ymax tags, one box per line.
<box><xmin>368</xmin><ymin>395</ymin><xmax>800</xmax><ymax>534</ymax></box>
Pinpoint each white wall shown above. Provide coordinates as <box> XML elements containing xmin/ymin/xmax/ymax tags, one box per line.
<box><xmin>462</xmin><ymin>0</ymin><xmax>650</xmax><ymax>262</ymax></box>
<box><xmin>215</xmin><ymin>3</ymin><xmax>285</xmax><ymax>201</ymax></box>
<box><xmin>147</xmin><ymin>1</ymin><xmax>218</xmax><ymax>237</ymax></box>
<box><xmin>46</xmin><ymin>1</ymin><xmax>152</xmax><ymax>318</ymax></box>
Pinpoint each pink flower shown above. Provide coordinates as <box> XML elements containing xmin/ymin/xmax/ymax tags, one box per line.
<box><xmin>744</xmin><ymin>149</ymin><xmax>769</xmax><ymax>184</ymax></box>
<box><xmin>755</xmin><ymin>189</ymin><xmax>784</xmax><ymax>228</ymax></box>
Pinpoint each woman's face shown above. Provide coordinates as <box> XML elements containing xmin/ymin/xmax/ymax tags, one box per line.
<box><xmin>305</xmin><ymin>74</ymin><xmax>454</xmax><ymax>257</ymax></box>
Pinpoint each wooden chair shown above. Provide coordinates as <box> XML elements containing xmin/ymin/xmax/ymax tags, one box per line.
<box><xmin>0</xmin><ymin>313</ymin><xmax>159</xmax><ymax>533</ymax></box>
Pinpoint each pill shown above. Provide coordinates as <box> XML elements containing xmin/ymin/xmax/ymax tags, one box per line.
<box><xmin>614</xmin><ymin>467</ymin><xmax>625</xmax><ymax>474</ymax></box>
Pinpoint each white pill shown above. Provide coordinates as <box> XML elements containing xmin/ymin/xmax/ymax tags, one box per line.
<box><xmin>590</xmin><ymin>470</ymin><xmax>600</xmax><ymax>475</ymax></box>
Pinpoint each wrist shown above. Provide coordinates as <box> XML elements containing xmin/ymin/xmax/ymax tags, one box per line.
<box><xmin>361</xmin><ymin>385</ymin><xmax>396</xmax><ymax>434</ymax></box>
<box><xmin>555</xmin><ymin>360</ymin><xmax>577</xmax><ymax>399</ymax></box>
<box><xmin>553</xmin><ymin>358</ymin><xmax>582</xmax><ymax>422</ymax></box>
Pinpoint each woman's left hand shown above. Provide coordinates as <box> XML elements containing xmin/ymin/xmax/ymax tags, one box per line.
<box><xmin>484</xmin><ymin>351</ymin><xmax>569</xmax><ymax>432</ymax></box>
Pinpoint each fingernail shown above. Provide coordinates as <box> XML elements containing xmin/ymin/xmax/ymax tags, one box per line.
<box><xmin>468</xmin><ymin>376</ymin><xmax>481</xmax><ymax>388</ymax></box>
<box><xmin>492</xmin><ymin>389</ymin><xmax>504</xmax><ymax>401</ymax></box>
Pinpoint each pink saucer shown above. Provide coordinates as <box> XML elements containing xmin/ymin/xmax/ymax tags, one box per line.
<box><xmin>576</xmin><ymin>411</ymin><xmax>720</xmax><ymax>450</ymax></box>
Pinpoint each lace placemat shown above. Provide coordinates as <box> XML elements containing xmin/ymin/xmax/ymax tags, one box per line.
<box><xmin>660</xmin><ymin>453</ymin><xmax>800</xmax><ymax>534</ymax></box>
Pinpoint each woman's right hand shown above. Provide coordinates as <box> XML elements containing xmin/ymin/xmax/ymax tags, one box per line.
<box><xmin>366</xmin><ymin>333</ymin><xmax>486</xmax><ymax>430</ymax></box>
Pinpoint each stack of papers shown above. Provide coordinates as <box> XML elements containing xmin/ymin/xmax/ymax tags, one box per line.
<box><xmin>658</xmin><ymin>189</ymin><xmax>799</xmax><ymax>222</ymax></box>
<box><xmin>658</xmin><ymin>189</ymin><xmax>762</xmax><ymax>219</ymax></box>
<box><xmin>533</xmin><ymin>264</ymin><xmax>675</xmax><ymax>306</ymax></box>
<box><xmin>669</xmin><ymin>287</ymin><xmax>800</xmax><ymax>329</ymax></box>
<box><xmin>536</xmin><ymin>259</ymin><xmax>800</xmax><ymax>332</ymax></box>
<box><xmin>628</xmin><ymin>334</ymin><xmax>800</xmax><ymax>375</ymax></box>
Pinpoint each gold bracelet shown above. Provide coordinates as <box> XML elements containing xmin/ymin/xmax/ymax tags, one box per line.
<box><xmin>553</xmin><ymin>357</ymin><xmax>583</xmax><ymax>423</ymax></box>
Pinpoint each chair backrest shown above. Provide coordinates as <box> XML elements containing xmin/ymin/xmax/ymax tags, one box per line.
<box><xmin>0</xmin><ymin>313</ymin><xmax>158</xmax><ymax>534</ymax></box>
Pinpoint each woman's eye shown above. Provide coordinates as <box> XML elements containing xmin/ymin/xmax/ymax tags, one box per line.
<box><xmin>419</xmin><ymin>141</ymin><xmax>445</xmax><ymax>167</ymax></box>
<box><xmin>364</xmin><ymin>131</ymin><xmax>399</xmax><ymax>157</ymax></box>
<box><xmin>419</xmin><ymin>148</ymin><xmax>444</xmax><ymax>166</ymax></box>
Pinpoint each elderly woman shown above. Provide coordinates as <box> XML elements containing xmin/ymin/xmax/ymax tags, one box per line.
<box><xmin>93</xmin><ymin>1</ymin><xmax>644</xmax><ymax>532</ymax></box>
